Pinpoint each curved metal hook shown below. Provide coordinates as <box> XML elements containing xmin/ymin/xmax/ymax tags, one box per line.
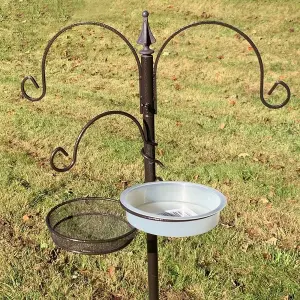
<box><xmin>50</xmin><ymin>111</ymin><xmax>151</xmax><ymax>172</ymax></box>
<box><xmin>21</xmin><ymin>22</ymin><xmax>141</xmax><ymax>102</ymax></box>
<box><xmin>154</xmin><ymin>21</ymin><xmax>291</xmax><ymax>109</ymax></box>
<box><xmin>140</xmin><ymin>148</ymin><xmax>165</xmax><ymax>169</ymax></box>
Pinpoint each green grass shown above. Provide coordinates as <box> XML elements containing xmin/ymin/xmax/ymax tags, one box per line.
<box><xmin>0</xmin><ymin>0</ymin><xmax>300</xmax><ymax>299</ymax></box>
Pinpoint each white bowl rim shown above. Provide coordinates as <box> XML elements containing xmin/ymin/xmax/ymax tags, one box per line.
<box><xmin>120</xmin><ymin>181</ymin><xmax>227</xmax><ymax>222</ymax></box>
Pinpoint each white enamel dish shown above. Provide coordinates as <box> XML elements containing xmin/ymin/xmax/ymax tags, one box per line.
<box><xmin>120</xmin><ymin>181</ymin><xmax>227</xmax><ymax>237</ymax></box>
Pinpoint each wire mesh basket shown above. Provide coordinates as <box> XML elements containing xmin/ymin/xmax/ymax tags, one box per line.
<box><xmin>46</xmin><ymin>197</ymin><xmax>137</xmax><ymax>255</ymax></box>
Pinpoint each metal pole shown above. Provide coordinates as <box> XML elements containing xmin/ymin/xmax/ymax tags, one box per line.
<box><xmin>137</xmin><ymin>11</ymin><xmax>159</xmax><ymax>300</ymax></box>
<box><xmin>146</xmin><ymin>233</ymin><xmax>159</xmax><ymax>300</ymax></box>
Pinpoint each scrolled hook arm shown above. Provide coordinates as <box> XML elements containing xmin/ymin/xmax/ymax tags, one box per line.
<box><xmin>21</xmin><ymin>75</ymin><xmax>46</xmax><ymax>102</ymax></box>
<box><xmin>21</xmin><ymin>22</ymin><xmax>141</xmax><ymax>102</ymax></box>
<box><xmin>50</xmin><ymin>147</ymin><xmax>74</xmax><ymax>172</ymax></box>
<box><xmin>50</xmin><ymin>110</ymin><xmax>155</xmax><ymax>172</ymax></box>
<box><xmin>264</xmin><ymin>80</ymin><xmax>290</xmax><ymax>109</ymax></box>
<box><xmin>154</xmin><ymin>21</ymin><xmax>291</xmax><ymax>109</ymax></box>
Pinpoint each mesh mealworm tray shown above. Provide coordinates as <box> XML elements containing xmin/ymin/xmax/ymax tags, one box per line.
<box><xmin>46</xmin><ymin>197</ymin><xmax>137</xmax><ymax>255</ymax></box>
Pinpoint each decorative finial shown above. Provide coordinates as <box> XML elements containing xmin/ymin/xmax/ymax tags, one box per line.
<box><xmin>137</xmin><ymin>10</ymin><xmax>156</xmax><ymax>55</ymax></box>
<box><xmin>142</xmin><ymin>11</ymin><xmax>149</xmax><ymax>17</ymax></box>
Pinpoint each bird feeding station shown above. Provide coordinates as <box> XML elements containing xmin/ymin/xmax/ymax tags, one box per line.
<box><xmin>21</xmin><ymin>11</ymin><xmax>290</xmax><ymax>300</ymax></box>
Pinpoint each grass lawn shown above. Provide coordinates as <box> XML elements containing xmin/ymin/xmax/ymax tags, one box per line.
<box><xmin>0</xmin><ymin>0</ymin><xmax>299</xmax><ymax>299</ymax></box>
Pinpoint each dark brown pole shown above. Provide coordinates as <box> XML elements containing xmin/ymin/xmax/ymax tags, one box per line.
<box><xmin>137</xmin><ymin>11</ymin><xmax>159</xmax><ymax>300</ymax></box>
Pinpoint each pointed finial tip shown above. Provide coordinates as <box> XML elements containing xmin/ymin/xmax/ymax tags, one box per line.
<box><xmin>138</xmin><ymin>10</ymin><xmax>155</xmax><ymax>54</ymax></box>
<box><xmin>142</xmin><ymin>11</ymin><xmax>149</xmax><ymax>17</ymax></box>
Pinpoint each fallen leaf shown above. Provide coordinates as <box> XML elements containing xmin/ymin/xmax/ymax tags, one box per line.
<box><xmin>234</xmin><ymin>33</ymin><xmax>242</xmax><ymax>40</ymax></box>
<box><xmin>288</xmin><ymin>199</ymin><xmax>297</xmax><ymax>205</ymax></box>
<box><xmin>171</xmin><ymin>75</ymin><xmax>177</xmax><ymax>81</ymax></box>
<box><xmin>263</xmin><ymin>252</ymin><xmax>272</xmax><ymax>260</ymax></box>
<box><xmin>219</xmin><ymin>123</ymin><xmax>226</xmax><ymax>129</ymax></box>
<box><xmin>174</xmin><ymin>83</ymin><xmax>181</xmax><ymax>90</ymax></box>
<box><xmin>246</xmin><ymin>228</ymin><xmax>260</xmax><ymax>239</ymax></box>
<box><xmin>108</xmin><ymin>266</ymin><xmax>115</xmax><ymax>278</ymax></box>
<box><xmin>228</xmin><ymin>99</ymin><xmax>236</xmax><ymax>106</ymax></box>
<box><xmin>247</xmin><ymin>46</ymin><xmax>254</xmax><ymax>51</ymax></box>
<box><xmin>200</xmin><ymin>11</ymin><xmax>212</xmax><ymax>19</ymax></box>
<box><xmin>167</xmin><ymin>5</ymin><xmax>174</xmax><ymax>9</ymax></box>
<box><xmin>289</xmin><ymin>28</ymin><xmax>295</xmax><ymax>33</ymax></box>
<box><xmin>194</xmin><ymin>174</ymin><xmax>199</xmax><ymax>180</ymax></box>
<box><xmin>266</xmin><ymin>203</ymin><xmax>273</xmax><ymax>209</ymax></box>
<box><xmin>176</xmin><ymin>121</ymin><xmax>182</xmax><ymax>126</ymax></box>
<box><xmin>217</xmin><ymin>55</ymin><xmax>224</xmax><ymax>60</ymax></box>
<box><xmin>22</xmin><ymin>215</ymin><xmax>30</xmax><ymax>222</ymax></box>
